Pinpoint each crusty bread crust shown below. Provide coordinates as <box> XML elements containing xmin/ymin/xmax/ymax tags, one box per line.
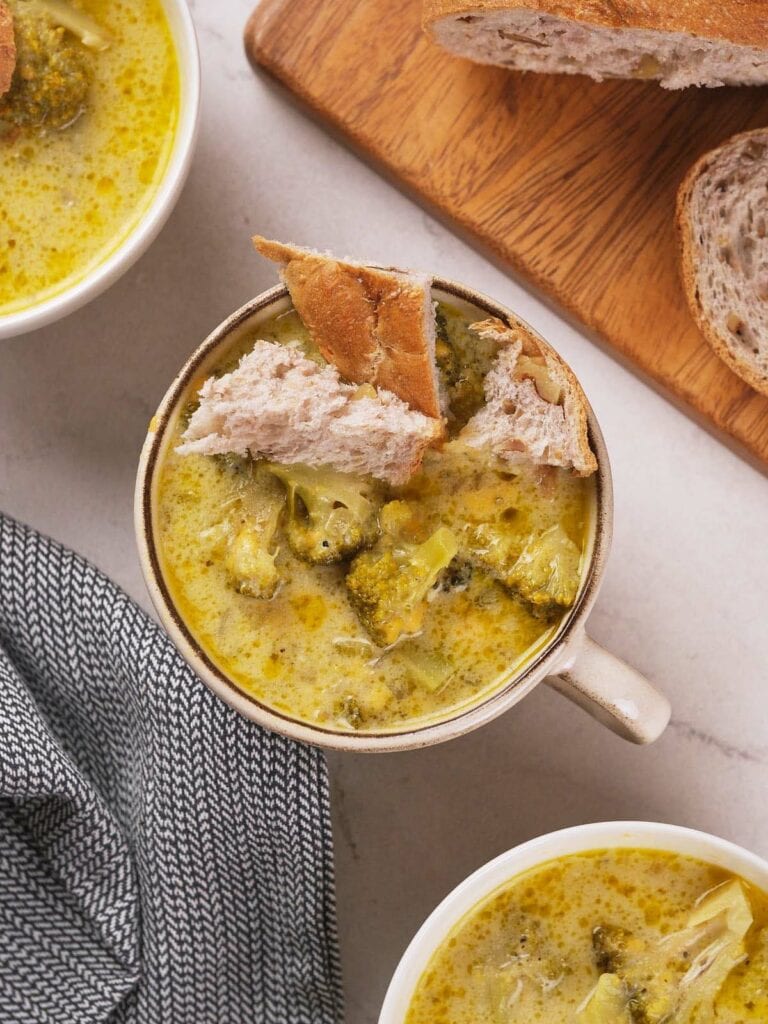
<box><xmin>0</xmin><ymin>2</ymin><xmax>15</xmax><ymax>100</ymax></box>
<box><xmin>677</xmin><ymin>130</ymin><xmax>768</xmax><ymax>398</ymax></box>
<box><xmin>462</xmin><ymin>316</ymin><xmax>597</xmax><ymax>475</ymax></box>
<box><xmin>253</xmin><ymin>236</ymin><xmax>443</xmax><ymax>421</ymax></box>
<box><xmin>423</xmin><ymin>1</ymin><xmax>768</xmax><ymax>50</ymax></box>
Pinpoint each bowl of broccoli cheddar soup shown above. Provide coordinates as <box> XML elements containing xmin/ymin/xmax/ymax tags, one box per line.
<box><xmin>0</xmin><ymin>0</ymin><xmax>199</xmax><ymax>338</ymax></box>
<box><xmin>136</xmin><ymin>239</ymin><xmax>671</xmax><ymax>751</ymax></box>
<box><xmin>381</xmin><ymin>822</ymin><xmax>768</xmax><ymax>1024</ymax></box>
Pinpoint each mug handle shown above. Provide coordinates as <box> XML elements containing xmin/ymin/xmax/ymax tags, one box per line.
<box><xmin>546</xmin><ymin>629</ymin><xmax>671</xmax><ymax>745</ymax></box>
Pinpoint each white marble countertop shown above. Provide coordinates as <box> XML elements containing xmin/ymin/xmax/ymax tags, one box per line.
<box><xmin>1</xmin><ymin>2</ymin><xmax>767</xmax><ymax>1020</ymax></box>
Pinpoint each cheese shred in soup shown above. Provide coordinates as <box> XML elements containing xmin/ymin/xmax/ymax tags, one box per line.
<box><xmin>406</xmin><ymin>848</ymin><xmax>768</xmax><ymax>1023</ymax></box>
<box><xmin>0</xmin><ymin>0</ymin><xmax>179</xmax><ymax>315</ymax></box>
<box><xmin>155</xmin><ymin>303</ymin><xmax>595</xmax><ymax>733</ymax></box>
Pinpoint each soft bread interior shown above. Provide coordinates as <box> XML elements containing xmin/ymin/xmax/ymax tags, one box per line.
<box><xmin>458</xmin><ymin>317</ymin><xmax>596</xmax><ymax>475</ymax></box>
<box><xmin>178</xmin><ymin>340</ymin><xmax>442</xmax><ymax>486</ymax></box>
<box><xmin>686</xmin><ymin>134</ymin><xmax>768</xmax><ymax>383</ymax></box>
<box><xmin>429</xmin><ymin>9</ymin><xmax>768</xmax><ymax>89</ymax></box>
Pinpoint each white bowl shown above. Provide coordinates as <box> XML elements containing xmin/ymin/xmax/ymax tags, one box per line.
<box><xmin>379</xmin><ymin>820</ymin><xmax>768</xmax><ymax>1023</ymax></box>
<box><xmin>0</xmin><ymin>0</ymin><xmax>200</xmax><ymax>340</ymax></box>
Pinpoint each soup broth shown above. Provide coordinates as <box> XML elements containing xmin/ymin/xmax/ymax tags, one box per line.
<box><xmin>0</xmin><ymin>0</ymin><xmax>179</xmax><ymax>314</ymax></box>
<box><xmin>406</xmin><ymin>848</ymin><xmax>768</xmax><ymax>1023</ymax></box>
<box><xmin>155</xmin><ymin>302</ymin><xmax>595</xmax><ymax>733</ymax></box>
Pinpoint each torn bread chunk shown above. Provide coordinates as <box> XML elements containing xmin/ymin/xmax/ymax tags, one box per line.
<box><xmin>253</xmin><ymin>236</ymin><xmax>444</xmax><ymax>421</ymax></box>
<box><xmin>0</xmin><ymin>2</ymin><xmax>15</xmax><ymax>99</ymax></box>
<box><xmin>677</xmin><ymin>129</ymin><xmax>768</xmax><ymax>397</ymax></box>
<box><xmin>178</xmin><ymin>339</ymin><xmax>442</xmax><ymax>486</ymax></box>
<box><xmin>423</xmin><ymin>2</ymin><xmax>768</xmax><ymax>90</ymax></box>
<box><xmin>457</xmin><ymin>317</ymin><xmax>597</xmax><ymax>475</ymax></box>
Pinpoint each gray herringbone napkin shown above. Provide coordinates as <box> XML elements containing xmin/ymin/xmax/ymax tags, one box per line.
<box><xmin>0</xmin><ymin>514</ymin><xmax>343</xmax><ymax>1024</ymax></box>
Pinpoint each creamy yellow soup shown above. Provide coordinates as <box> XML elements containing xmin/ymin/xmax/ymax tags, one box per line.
<box><xmin>155</xmin><ymin>303</ymin><xmax>595</xmax><ymax>734</ymax></box>
<box><xmin>406</xmin><ymin>849</ymin><xmax>768</xmax><ymax>1024</ymax></box>
<box><xmin>0</xmin><ymin>0</ymin><xmax>179</xmax><ymax>314</ymax></box>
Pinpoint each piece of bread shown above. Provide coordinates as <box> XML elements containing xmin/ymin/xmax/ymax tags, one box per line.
<box><xmin>457</xmin><ymin>317</ymin><xmax>597</xmax><ymax>475</ymax></box>
<box><xmin>0</xmin><ymin>2</ymin><xmax>15</xmax><ymax>99</ymax></box>
<box><xmin>423</xmin><ymin>1</ymin><xmax>768</xmax><ymax>89</ymax></box>
<box><xmin>677</xmin><ymin>130</ymin><xmax>768</xmax><ymax>397</ymax></box>
<box><xmin>253</xmin><ymin>236</ymin><xmax>443</xmax><ymax>421</ymax></box>
<box><xmin>177</xmin><ymin>340</ymin><xmax>443</xmax><ymax>486</ymax></box>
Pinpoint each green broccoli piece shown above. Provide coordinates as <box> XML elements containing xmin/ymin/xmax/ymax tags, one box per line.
<box><xmin>334</xmin><ymin>695</ymin><xmax>364</xmax><ymax>730</ymax></box>
<box><xmin>0</xmin><ymin>4</ymin><xmax>95</xmax><ymax>133</ymax></box>
<box><xmin>465</xmin><ymin>519</ymin><xmax>523</xmax><ymax>585</ymax></box>
<box><xmin>462</xmin><ymin>520</ymin><xmax>581</xmax><ymax>606</ymax></box>
<box><xmin>592</xmin><ymin>880</ymin><xmax>754</xmax><ymax>1024</ymax></box>
<box><xmin>592</xmin><ymin>926</ymin><xmax>643</xmax><ymax>974</ymax></box>
<box><xmin>226</xmin><ymin>505</ymin><xmax>282</xmax><ymax>599</ymax></box>
<box><xmin>267</xmin><ymin>463</ymin><xmax>381</xmax><ymax>565</ymax></box>
<box><xmin>345</xmin><ymin>525</ymin><xmax>458</xmax><ymax>646</ymax></box>
<box><xmin>505</xmin><ymin>524</ymin><xmax>581</xmax><ymax>611</ymax></box>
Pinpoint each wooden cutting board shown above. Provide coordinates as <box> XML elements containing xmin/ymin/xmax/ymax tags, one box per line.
<box><xmin>245</xmin><ymin>0</ymin><xmax>768</xmax><ymax>469</ymax></box>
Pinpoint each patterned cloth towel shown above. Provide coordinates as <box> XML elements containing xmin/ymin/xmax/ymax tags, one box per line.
<box><xmin>0</xmin><ymin>514</ymin><xmax>343</xmax><ymax>1024</ymax></box>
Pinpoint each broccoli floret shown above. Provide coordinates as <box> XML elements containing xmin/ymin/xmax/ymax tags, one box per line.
<box><xmin>0</xmin><ymin>5</ymin><xmax>95</xmax><ymax>133</ymax></box>
<box><xmin>592</xmin><ymin>880</ymin><xmax>754</xmax><ymax>1024</ymax></box>
<box><xmin>334</xmin><ymin>695</ymin><xmax>364</xmax><ymax>730</ymax></box>
<box><xmin>226</xmin><ymin>505</ymin><xmax>281</xmax><ymax>599</ymax></box>
<box><xmin>267</xmin><ymin>463</ymin><xmax>381</xmax><ymax>565</ymax></box>
<box><xmin>345</xmin><ymin>525</ymin><xmax>458</xmax><ymax>646</ymax></box>
<box><xmin>465</xmin><ymin>519</ymin><xmax>523</xmax><ymax>584</ymax></box>
<box><xmin>505</xmin><ymin>525</ymin><xmax>581</xmax><ymax>610</ymax></box>
<box><xmin>592</xmin><ymin>926</ymin><xmax>643</xmax><ymax>974</ymax></box>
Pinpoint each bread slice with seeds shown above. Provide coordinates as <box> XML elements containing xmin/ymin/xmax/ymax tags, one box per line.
<box><xmin>423</xmin><ymin>1</ymin><xmax>768</xmax><ymax>90</ymax></box>
<box><xmin>177</xmin><ymin>339</ymin><xmax>442</xmax><ymax>486</ymax></box>
<box><xmin>457</xmin><ymin>316</ymin><xmax>597</xmax><ymax>475</ymax></box>
<box><xmin>253</xmin><ymin>236</ymin><xmax>444</xmax><ymax>421</ymax></box>
<box><xmin>677</xmin><ymin>129</ymin><xmax>768</xmax><ymax>397</ymax></box>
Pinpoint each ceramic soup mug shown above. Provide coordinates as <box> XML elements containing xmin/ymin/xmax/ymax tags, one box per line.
<box><xmin>379</xmin><ymin>820</ymin><xmax>768</xmax><ymax>1022</ymax></box>
<box><xmin>135</xmin><ymin>278</ymin><xmax>671</xmax><ymax>751</ymax></box>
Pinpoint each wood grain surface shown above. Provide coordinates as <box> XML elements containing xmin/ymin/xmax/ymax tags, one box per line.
<box><xmin>245</xmin><ymin>0</ymin><xmax>768</xmax><ymax>469</ymax></box>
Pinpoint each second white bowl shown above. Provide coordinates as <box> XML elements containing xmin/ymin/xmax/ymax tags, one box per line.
<box><xmin>379</xmin><ymin>820</ymin><xmax>768</xmax><ymax>1023</ymax></box>
<box><xmin>0</xmin><ymin>0</ymin><xmax>200</xmax><ymax>340</ymax></box>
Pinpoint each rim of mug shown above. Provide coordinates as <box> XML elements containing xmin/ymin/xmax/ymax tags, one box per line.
<box><xmin>0</xmin><ymin>0</ymin><xmax>201</xmax><ymax>340</ymax></box>
<box><xmin>378</xmin><ymin>820</ymin><xmax>768</xmax><ymax>1023</ymax></box>
<box><xmin>135</xmin><ymin>277</ymin><xmax>612</xmax><ymax>752</ymax></box>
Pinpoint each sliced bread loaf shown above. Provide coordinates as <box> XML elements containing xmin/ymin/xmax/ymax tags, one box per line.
<box><xmin>423</xmin><ymin>2</ymin><xmax>768</xmax><ymax>89</ymax></box>
<box><xmin>458</xmin><ymin>317</ymin><xmax>597</xmax><ymax>475</ymax></box>
<box><xmin>178</xmin><ymin>339</ymin><xmax>442</xmax><ymax>485</ymax></box>
<box><xmin>0</xmin><ymin>3</ymin><xmax>15</xmax><ymax>99</ymax></box>
<box><xmin>253</xmin><ymin>236</ymin><xmax>443</xmax><ymax>421</ymax></box>
<box><xmin>677</xmin><ymin>130</ymin><xmax>768</xmax><ymax>397</ymax></box>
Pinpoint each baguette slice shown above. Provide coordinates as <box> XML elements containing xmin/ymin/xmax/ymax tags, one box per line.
<box><xmin>423</xmin><ymin>1</ymin><xmax>768</xmax><ymax>90</ymax></box>
<box><xmin>678</xmin><ymin>130</ymin><xmax>768</xmax><ymax>397</ymax></box>
<box><xmin>0</xmin><ymin>2</ymin><xmax>15</xmax><ymax>99</ymax></box>
<box><xmin>178</xmin><ymin>340</ymin><xmax>443</xmax><ymax>486</ymax></box>
<box><xmin>253</xmin><ymin>236</ymin><xmax>443</xmax><ymax>421</ymax></box>
<box><xmin>458</xmin><ymin>317</ymin><xmax>597</xmax><ymax>475</ymax></box>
